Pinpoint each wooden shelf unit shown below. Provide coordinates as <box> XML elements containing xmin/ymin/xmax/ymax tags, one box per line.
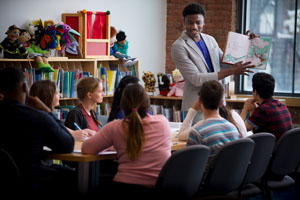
<box><xmin>0</xmin><ymin>58</ymin><xmax>139</xmax><ymax>106</ymax></box>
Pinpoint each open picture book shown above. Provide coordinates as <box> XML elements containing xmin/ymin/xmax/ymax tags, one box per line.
<box><xmin>222</xmin><ymin>31</ymin><xmax>272</xmax><ymax>70</ymax></box>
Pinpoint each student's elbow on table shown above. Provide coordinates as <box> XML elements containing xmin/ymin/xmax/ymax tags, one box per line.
<box><xmin>81</xmin><ymin>141</ymin><xmax>94</xmax><ymax>155</ymax></box>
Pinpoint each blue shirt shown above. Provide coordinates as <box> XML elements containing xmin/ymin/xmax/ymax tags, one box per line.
<box><xmin>195</xmin><ymin>40</ymin><xmax>214</xmax><ymax>72</ymax></box>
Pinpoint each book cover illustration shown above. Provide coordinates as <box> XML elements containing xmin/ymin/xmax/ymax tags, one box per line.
<box><xmin>222</xmin><ymin>31</ymin><xmax>272</xmax><ymax>70</ymax></box>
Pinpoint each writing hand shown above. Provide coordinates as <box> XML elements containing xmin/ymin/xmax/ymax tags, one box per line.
<box><xmin>84</xmin><ymin>129</ymin><xmax>96</xmax><ymax>137</ymax></box>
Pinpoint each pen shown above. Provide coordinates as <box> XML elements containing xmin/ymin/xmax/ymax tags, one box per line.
<box><xmin>73</xmin><ymin>122</ymin><xmax>81</xmax><ymax>130</ymax></box>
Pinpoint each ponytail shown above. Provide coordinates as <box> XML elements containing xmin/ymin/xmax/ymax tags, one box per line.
<box><xmin>120</xmin><ymin>83</ymin><xmax>150</xmax><ymax>160</ymax></box>
<box><xmin>123</xmin><ymin>108</ymin><xmax>145</xmax><ymax>160</ymax></box>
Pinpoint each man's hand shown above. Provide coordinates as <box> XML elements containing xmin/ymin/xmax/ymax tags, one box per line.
<box><xmin>245</xmin><ymin>30</ymin><xmax>260</xmax><ymax>40</ymax></box>
<box><xmin>27</xmin><ymin>96</ymin><xmax>51</xmax><ymax>113</ymax></box>
<box><xmin>231</xmin><ymin>61</ymin><xmax>255</xmax><ymax>76</ymax></box>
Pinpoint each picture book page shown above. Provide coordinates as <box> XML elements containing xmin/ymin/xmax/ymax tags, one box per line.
<box><xmin>222</xmin><ymin>31</ymin><xmax>272</xmax><ymax>70</ymax></box>
<box><xmin>222</xmin><ymin>31</ymin><xmax>250</xmax><ymax>64</ymax></box>
<box><xmin>245</xmin><ymin>37</ymin><xmax>272</xmax><ymax>70</ymax></box>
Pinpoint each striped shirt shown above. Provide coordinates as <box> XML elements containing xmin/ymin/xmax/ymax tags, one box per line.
<box><xmin>187</xmin><ymin>118</ymin><xmax>240</xmax><ymax>157</ymax></box>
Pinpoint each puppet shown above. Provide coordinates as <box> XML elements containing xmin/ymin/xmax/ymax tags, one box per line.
<box><xmin>167</xmin><ymin>69</ymin><xmax>184</xmax><ymax>97</ymax></box>
<box><xmin>142</xmin><ymin>71</ymin><xmax>156</xmax><ymax>93</ymax></box>
<box><xmin>111</xmin><ymin>29</ymin><xmax>137</xmax><ymax>67</ymax></box>
<box><xmin>0</xmin><ymin>25</ymin><xmax>28</xmax><ymax>58</ymax></box>
<box><xmin>157</xmin><ymin>73</ymin><xmax>170</xmax><ymax>96</ymax></box>
<box><xmin>18</xmin><ymin>29</ymin><xmax>54</xmax><ymax>72</ymax></box>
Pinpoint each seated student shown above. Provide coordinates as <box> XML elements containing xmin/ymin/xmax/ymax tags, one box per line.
<box><xmin>178</xmin><ymin>101</ymin><xmax>248</xmax><ymax>141</ymax></box>
<box><xmin>82</xmin><ymin>83</ymin><xmax>172</xmax><ymax>198</ymax></box>
<box><xmin>0</xmin><ymin>67</ymin><xmax>74</xmax><ymax>196</ymax></box>
<box><xmin>240</xmin><ymin>72</ymin><xmax>292</xmax><ymax>141</ymax></box>
<box><xmin>187</xmin><ymin>80</ymin><xmax>240</xmax><ymax>157</ymax></box>
<box><xmin>65</xmin><ymin>77</ymin><xmax>103</xmax><ymax>131</ymax></box>
<box><xmin>108</xmin><ymin>75</ymin><xmax>140</xmax><ymax>122</ymax></box>
<box><xmin>29</xmin><ymin>80</ymin><xmax>95</xmax><ymax>140</ymax></box>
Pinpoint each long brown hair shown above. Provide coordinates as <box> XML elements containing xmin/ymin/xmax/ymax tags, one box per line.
<box><xmin>29</xmin><ymin>80</ymin><xmax>56</xmax><ymax>111</ymax></box>
<box><xmin>219</xmin><ymin>105</ymin><xmax>243</xmax><ymax>138</ymax></box>
<box><xmin>120</xmin><ymin>83</ymin><xmax>150</xmax><ymax>160</ymax></box>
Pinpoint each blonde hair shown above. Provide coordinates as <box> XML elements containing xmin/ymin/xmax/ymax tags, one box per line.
<box><xmin>76</xmin><ymin>77</ymin><xmax>101</xmax><ymax>101</ymax></box>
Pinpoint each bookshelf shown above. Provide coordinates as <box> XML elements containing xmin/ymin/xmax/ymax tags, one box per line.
<box><xmin>0</xmin><ymin>57</ymin><xmax>139</xmax><ymax>119</ymax></box>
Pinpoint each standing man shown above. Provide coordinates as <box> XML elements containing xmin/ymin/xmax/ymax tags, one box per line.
<box><xmin>172</xmin><ymin>3</ymin><xmax>254</xmax><ymax>114</ymax></box>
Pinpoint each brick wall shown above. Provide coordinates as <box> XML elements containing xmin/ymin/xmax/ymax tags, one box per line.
<box><xmin>166</xmin><ymin>0</ymin><xmax>237</xmax><ymax>73</ymax></box>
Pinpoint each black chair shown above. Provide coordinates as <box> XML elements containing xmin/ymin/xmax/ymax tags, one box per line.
<box><xmin>196</xmin><ymin>138</ymin><xmax>255</xmax><ymax>199</ymax></box>
<box><xmin>156</xmin><ymin>145</ymin><xmax>210</xmax><ymax>200</ymax></box>
<box><xmin>262</xmin><ymin>128</ymin><xmax>300</xmax><ymax>200</ymax></box>
<box><xmin>234</xmin><ymin>133</ymin><xmax>275</xmax><ymax>199</ymax></box>
<box><xmin>0</xmin><ymin>148</ymin><xmax>21</xmax><ymax>191</ymax></box>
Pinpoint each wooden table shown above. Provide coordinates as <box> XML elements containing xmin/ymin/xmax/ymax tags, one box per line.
<box><xmin>46</xmin><ymin>135</ymin><xmax>186</xmax><ymax>195</ymax></box>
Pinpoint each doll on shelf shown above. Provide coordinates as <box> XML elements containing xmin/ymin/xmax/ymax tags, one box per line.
<box><xmin>18</xmin><ymin>29</ymin><xmax>54</xmax><ymax>72</ymax></box>
<box><xmin>167</xmin><ymin>69</ymin><xmax>184</xmax><ymax>97</ymax></box>
<box><xmin>157</xmin><ymin>73</ymin><xmax>171</xmax><ymax>96</ymax></box>
<box><xmin>110</xmin><ymin>28</ymin><xmax>137</xmax><ymax>67</ymax></box>
<box><xmin>0</xmin><ymin>25</ymin><xmax>28</xmax><ymax>59</ymax></box>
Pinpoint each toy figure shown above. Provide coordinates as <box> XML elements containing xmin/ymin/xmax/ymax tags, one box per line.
<box><xmin>111</xmin><ymin>29</ymin><xmax>137</xmax><ymax>67</ymax></box>
<box><xmin>28</xmin><ymin>19</ymin><xmax>44</xmax><ymax>45</ymax></box>
<box><xmin>167</xmin><ymin>69</ymin><xmax>184</xmax><ymax>97</ymax></box>
<box><xmin>142</xmin><ymin>71</ymin><xmax>156</xmax><ymax>93</ymax></box>
<box><xmin>18</xmin><ymin>29</ymin><xmax>54</xmax><ymax>72</ymax></box>
<box><xmin>0</xmin><ymin>25</ymin><xmax>28</xmax><ymax>59</ymax></box>
<box><xmin>40</xmin><ymin>25</ymin><xmax>57</xmax><ymax>50</ymax></box>
<box><xmin>55</xmin><ymin>23</ymin><xmax>80</xmax><ymax>54</ymax></box>
<box><xmin>157</xmin><ymin>73</ymin><xmax>170</xmax><ymax>96</ymax></box>
<box><xmin>110</xmin><ymin>26</ymin><xmax>117</xmax><ymax>55</ymax></box>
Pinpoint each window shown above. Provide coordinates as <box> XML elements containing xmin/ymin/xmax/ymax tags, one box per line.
<box><xmin>236</xmin><ymin>0</ymin><xmax>300</xmax><ymax>96</ymax></box>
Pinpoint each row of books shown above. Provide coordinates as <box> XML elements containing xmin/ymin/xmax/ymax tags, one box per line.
<box><xmin>97</xmin><ymin>65</ymin><xmax>138</xmax><ymax>95</ymax></box>
<box><xmin>23</xmin><ymin>65</ymin><xmax>137</xmax><ymax>99</ymax></box>
<box><xmin>24</xmin><ymin>68</ymin><xmax>91</xmax><ymax>98</ymax></box>
<box><xmin>149</xmin><ymin>105</ymin><xmax>187</xmax><ymax>122</ymax></box>
<box><xmin>53</xmin><ymin>103</ymin><xmax>110</xmax><ymax>121</ymax></box>
<box><xmin>53</xmin><ymin>103</ymin><xmax>187</xmax><ymax>123</ymax></box>
<box><xmin>95</xmin><ymin>103</ymin><xmax>187</xmax><ymax>122</ymax></box>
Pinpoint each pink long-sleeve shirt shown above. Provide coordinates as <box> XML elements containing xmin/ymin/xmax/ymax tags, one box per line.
<box><xmin>82</xmin><ymin>114</ymin><xmax>172</xmax><ymax>186</ymax></box>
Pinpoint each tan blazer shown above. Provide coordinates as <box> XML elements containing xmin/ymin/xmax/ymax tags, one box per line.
<box><xmin>171</xmin><ymin>31</ymin><xmax>228</xmax><ymax>111</ymax></box>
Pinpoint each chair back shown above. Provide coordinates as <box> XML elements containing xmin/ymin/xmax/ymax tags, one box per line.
<box><xmin>270</xmin><ymin>128</ymin><xmax>300</xmax><ymax>175</ymax></box>
<box><xmin>243</xmin><ymin>133</ymin><xmax>275</xmax><ymax>184</ymax></box>
<box><xmin>204</xmin><ymin>138</ymin><xmax>255</xmax><ymax>194</ymax></box>
<box><xmin>0</xmin><ymin>148</ymin><xmax>20</xmax><ymax>188</ymax></box>
<box><xmin>156</xmin><ymin>145</ymin><xmax>210</xmax><ymax>199</ymax></box>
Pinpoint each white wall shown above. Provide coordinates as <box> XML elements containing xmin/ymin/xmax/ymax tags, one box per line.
<box><xmin>0</xmin><ymin>0</ymin><xmax>167</xmax><ymax>76</ymax></box>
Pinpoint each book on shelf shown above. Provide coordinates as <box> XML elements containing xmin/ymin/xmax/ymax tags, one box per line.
<box><xmin>97</xmin><ymin>63</ymin><xmax>138</xmax><ymax>95</ymax></box>
<box><xmin>22</xmin><ymin>67</ymin><xmax>92</xmax><ymax>99</ymax></box>
<box><xmin>107</xmin><ymin>70</ymin><xmax>117</xmax><ymax>95</ymax></box>
<box><xmin>99</xmin><ymin>67</ymin><xmax>108</xmax><ymax>95</ymax></box>
<box><xmin>222</xmin><ymin>31</ymin><xmax>272</xmax><ymax>70</ymax></box>
<box><xmin>149</xmin><ymin>104</ymin><xmax>187</xmax><ymax>122</ymax></box>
